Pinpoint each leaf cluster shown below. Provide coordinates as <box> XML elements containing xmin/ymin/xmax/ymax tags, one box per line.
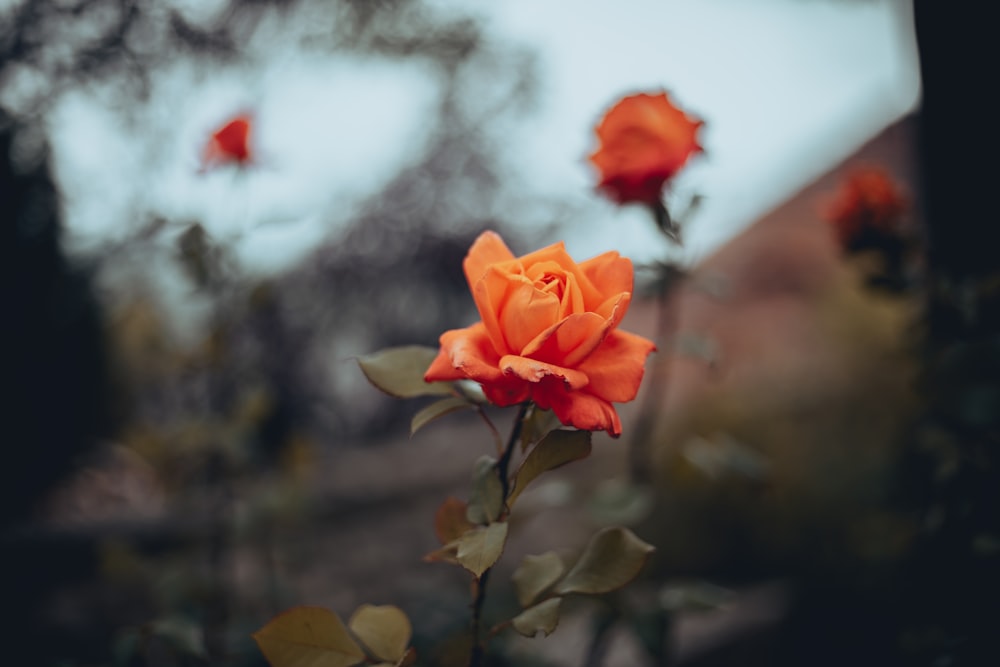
<box><xmin>505</xmin><ymin>527</ymin><xmax>655</xmax><ymax>639</ymax></box>
<box><xmin>254</xmin><ymin>604</ymin><xmax>416</xmax><ymax>667</ymax></box>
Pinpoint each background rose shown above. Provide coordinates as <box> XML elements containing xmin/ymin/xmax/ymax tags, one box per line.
<box><xmin>824</xmin><ymin>167</ymin><xmax>907</xmax><ymax>248</ymax></box>
<box><xmin>425</xmin><ymin>231</ymin><xmax>656</xmax><ymax>436</ymax></box>
<box><xmin>202</xmin><ymin>113</ymin><xmax>254</xmax><ymax>170</ymax></box>
<box><xmin>589</xmin><ymin>91</ymin><xmax>703</xmax><ymax>205</ymax></box>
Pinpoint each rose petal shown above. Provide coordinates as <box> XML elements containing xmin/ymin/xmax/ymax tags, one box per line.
<box><xmin>498</xmin><ymin>280</ymin><xmax>561</xmax><ymax>354</ymax></box>
<box><xmin>579</xmin><ymin>253</ymin><xmax>634</xmax><ymax>312</ymax></box>
<box><xmin>464</xmin><ymin>231</ymin><xmax>516</xmax><ymax>287</ymax></box>
<box><xmin>576</xmin><ymin>330</ymin><xmax>657</xmax><ymax>403</ymax></box>
<box><xmin>472</xmin><ymin>267</ymin><xmax>521</xmax><ymax>354</ymax></box>
<box><xmin>536</xmin><ymin>379</ymin><xmax>622</xmax><ymax>437</ymax></box>
<box><xmin>589</xmin><ymin>92</ymin><xmax>703</xmax><ymax>204</ymax></box>
<box><xmin>425</xmin><ymin>324</ymin><xmax>506</xmax><ymax>385</ymax></box>
<box><xmin>499</xmin><ymin>355</ymin><xmax>589</xmax><ymax>390</ymax></box>
<box><xmin>482</xmin><ymin>379</ymin><xmax>531</xmax><ymax>407</ymax></box>
<box><xmin>424</xmin><ymin>347</ymin><xmax>466</xmax><ymax>382</ymax></box>
<box><xmin>426</xmin><ymin>324</ymin><xmax>531</xmax><ymax>406</ymax></box>
<box><xmin>514</xmin><ymin>242</ymin><xmax>577</xmax><ymax>276</ymax></box>
<box><xmin>521</xmin><ymin>312</ymin><xmax>610</xmax><ymax>368</ymax></box>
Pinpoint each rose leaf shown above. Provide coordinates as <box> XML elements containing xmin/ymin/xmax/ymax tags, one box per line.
<box><xmin>553</xmin><ymin>527</ymin><xmax>655</xmax><ymax>596</ymax></box>
<box><xmin>348</xmin><ymin>604</ymin><xmax>411</xmax><ymax>665</ymax></box>
<box><xmin>466</xmin><ymin>455</ymin><xmax>504</xmax><ymax>524</ymax></box>
<box><xmin>508</xmin><ymin>430</ymin><xmax>592</xmax><ymax>507</ymax></box>
<box><xmin>434</xmin><ymin>497</ymin><xmax>476</xmax><ymax>545</ymax></box>
<box><xmin>357</xmin><ymin>346</ymin><xmax>454</xmax><ymax>399</ymax></box>
<box><xmin>455</xmin><ymin>522</ymin><xmax>509</xmax><ymax>578</ymax></box>
<box><xmin>511</xmin><ymin>598</ymin><xmax>562</xmax><ymax>638</ymax></box>
<box><xmin>252</xmin><ymin>606</ymin><xmax>365</xmax><ymax>667</ymax></box>
<box><xmin>512</xmin><ymin>551</ymin><xmax>565</xmax><ymax>607</ymax></box>
<box><xmin>411</xmin><ymin>396</ymin><xmax>475</xmax><ymax>436</ymax></box>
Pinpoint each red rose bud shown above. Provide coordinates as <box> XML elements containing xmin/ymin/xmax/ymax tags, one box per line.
<box><xmin>589</xmin><ymin>91</ymin><xmax>704</xmax><ymax>205</ymax></box>
<box><xmin>824</xmin><ymin>167</ymin><xmax>907</xmax><ymax>250</ymax></box>
<box><xmin>201</xmin><ymin>113</ymin><xmax>253</xmax><ymax>171</ymax></box>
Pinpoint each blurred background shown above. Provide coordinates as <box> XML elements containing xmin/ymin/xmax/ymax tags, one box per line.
<box><xmin>2</xmin><ymin>1</ymin><xmax>997</xmax><ymax>666</ymax></box>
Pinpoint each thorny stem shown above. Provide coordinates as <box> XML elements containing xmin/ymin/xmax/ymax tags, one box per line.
<box><xmin>469</xmin><ymin>402</ymin><xmax>530</xmax><ymax>667</ymax></box>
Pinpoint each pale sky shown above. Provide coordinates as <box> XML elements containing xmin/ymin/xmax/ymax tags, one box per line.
<box><xmin>43</xmin><ymin>0</ymin><xmax>921</xmax><ymax>273</ymax></box>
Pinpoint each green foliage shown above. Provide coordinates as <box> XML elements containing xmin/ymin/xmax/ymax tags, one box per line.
<box><xmin>253</xmin><ymin>606</ymin><xmax>365</xmax><ymax>667</ymax></box>
<box><xmin>512</xmin><ymin>552</ymin><xmax>565</xmax><ymax>607</ymax></box>
<box><xmin>658</xmin><ymin>580</ymin><xmax>734</xmax><ymax>612</ymax></box>
<box><xmin>434</xmin><ymin>497</ymin><xmax>475</xmax><ymax>544</ymax></box>
<box><xmin>357</xmin><ymin>346</ymin><xmax>454</xmax><ymax>399</ymax></box>
<box><xmin>500</xmin><ymin>527</ymin><xmax>655</xmax><ymax>643</ymax></box>
<box><xmin>254</xmin><ymin>605</ymin><xmax>416</xmax><ymax>667</ymax></box>
<box><xmin>453</xmin><ymin>522</ymin><xmax>510</xmax><ymax>578</ymax></box>
<box><xmin>411</xmin><ymin>396</ymin><xmax>475</xmax><ymax>435</ymax></box>
<box><xmin>426</xmin><ymin>521</ymin><xmax>510</xmax><ymax>578</ymax></box>
<box><xmin>508</xmin><ymin>429</ymin><xmax>592</xmax><ymax>507</ymax></box>
<box><xmin>520</xmin><ymin>406</ymin><xmax>561</xmax><ymax>451</ymax></box>
<box><xmin>511</xmin><ymin>598</ymin><xmax>562</xmax><ymax>638</ymax></box>
<box><xmin>466</xmin><ymin>455</ymin><xmax>505</xmax><ymax>524</ymax></box>
<box><xmin>348</xmin><ymin>605</ymin><xmax>413</xmax><ymax>665</ymax></box>
<box><xmin>587</xmin><ymin>478</ymin><xmax>655</xmax><ymax>526</ymax></box>
<box><xmin>554</xmin><ymin>527</ymin><xmax>655</xmax><ymax>596</ymax></box>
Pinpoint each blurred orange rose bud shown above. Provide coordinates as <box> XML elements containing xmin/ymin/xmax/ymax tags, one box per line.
<box><xmin>824</xmin><ymin>167</ymin><xmax>907</xmax><ymax>249</ymax></box>
<box><xmin>589</xmin><ymin>91</ymin><xmax>704</xmax><ymax>205</ymax></box>
<box><xmin>425</xmin><ymin>231</ymin><xmax>656</xmax><ymax>437</ymax></box>
<box><xmin>201</xmin><ymin>113</ymin><xmax>253</xmax><ymax>170</ymax></box>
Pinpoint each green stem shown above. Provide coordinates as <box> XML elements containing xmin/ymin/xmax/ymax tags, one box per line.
<box><xmin>469</xmin><ymin>402</ymin><xmax>530</xmax><ymax>667</ymax></box>
<box><xmin>628</xmin><ymin>279</ymin><xmax>677</xmax><ymax>483</ymax></box>
<box><xmin>651</xmin><ymin>199</ymin><xmax>682</xmax><ymax>244</ymax></box>
<box><xmin>496</xmin><ymin>403</ymin><xmax>527</xmax><ymax>500</ymax></box>
<box><xmin>475</xmin><ymin>405</ymin><xmax>503</xmax><ymax>457</ymax></box>
<box><xmin>581</xmin><ymin>605</ymin><xmax>618</xmax><ymax>667</ymax></box>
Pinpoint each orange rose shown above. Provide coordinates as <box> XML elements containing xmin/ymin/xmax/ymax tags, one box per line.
<box><xmin>202</xmin><ymin>113</ymin><xmax>253</xmax><ymax>170</ymax></box>
<box><xmin>589</xmin><ymin>91</ymin><xmax>703</xmax><ymax>205</ymax></box>
<box><xmin>824</xmin><ymin>167</ymin><xmax>907</xmax><ymax>248</ymax></box>
<box><xmin>425</xmin><ymin>231</ymin><xmax>656</xmax><ymax>437</ymax></box>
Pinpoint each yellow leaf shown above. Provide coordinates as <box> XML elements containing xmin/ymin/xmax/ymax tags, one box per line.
<box><xmin>253</xmin><ymin>606</ymin><xmax>365</xmax><ymax>667</ymax></box>
<box><xmin>511</xmin><ymin>598</ymin><xmax>561</xmax><ymax>638</ymax></box>
<box><xmin>512</xmin><ymin>552</ymin><xmax>565</xmax><ymax>607</ymax></box>
<box><xmin>422</xmin><ymin>543</ymin><xmax>460</xmax><ymax>566</ymax></box>
<box><xmin>508</xmin><ymin>430</ymin><xmax>591</xmax><ymax>507</ymax></box>
<box><xmin>348</xmin><ymin>605</ymin><xmax>411</xmax><ymax>664</ymax></box>
<box><xmin>455</xmin><ymin>522</ymin><xmax>509</xmax><ymax>578</ymax></box>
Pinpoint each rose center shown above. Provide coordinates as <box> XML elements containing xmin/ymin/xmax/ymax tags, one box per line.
<box><xmin>536</xmin><ymin>272</ymin><xmax>565</xmax><ymax>298</ymax></box>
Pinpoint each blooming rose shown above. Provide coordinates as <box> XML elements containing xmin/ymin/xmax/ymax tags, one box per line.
<box><xmin>824</xmin><ymin>167</ymin><xmax>907</xmax><ymax>248</ymax></box>
<box><xmin>425</xmin><ymin>231</ymin><xmax>656</xmax><ymax>437</ymax></box>
<box><xmin>589</xmin><ymin>91</ymin><xmax>703</xmax><ymax>205</ymax></box>
<box><xmin>202</xmin><ymin>113</ymin><xmax>253</xmax><ymax>170</ymax></box>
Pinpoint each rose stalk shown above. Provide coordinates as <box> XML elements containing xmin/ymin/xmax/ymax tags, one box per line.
<box><xmin>253</xmin><ymin>232</ymin><xmax>658</xmax><ymax>667</ymax></box>
<box><xmin>589</xmin><ymin>91</ymin><xmax>704</xmax><ymax>242</ymax></box>
<box><xmin>588</xmin><ymin>90</ymin><xmax>705</xmax><ymax>481</ymax></box>
<box><xmin>423</xmin><ymin>231</ymin><xmax>656</xmax><ymax>664</ymax></box>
